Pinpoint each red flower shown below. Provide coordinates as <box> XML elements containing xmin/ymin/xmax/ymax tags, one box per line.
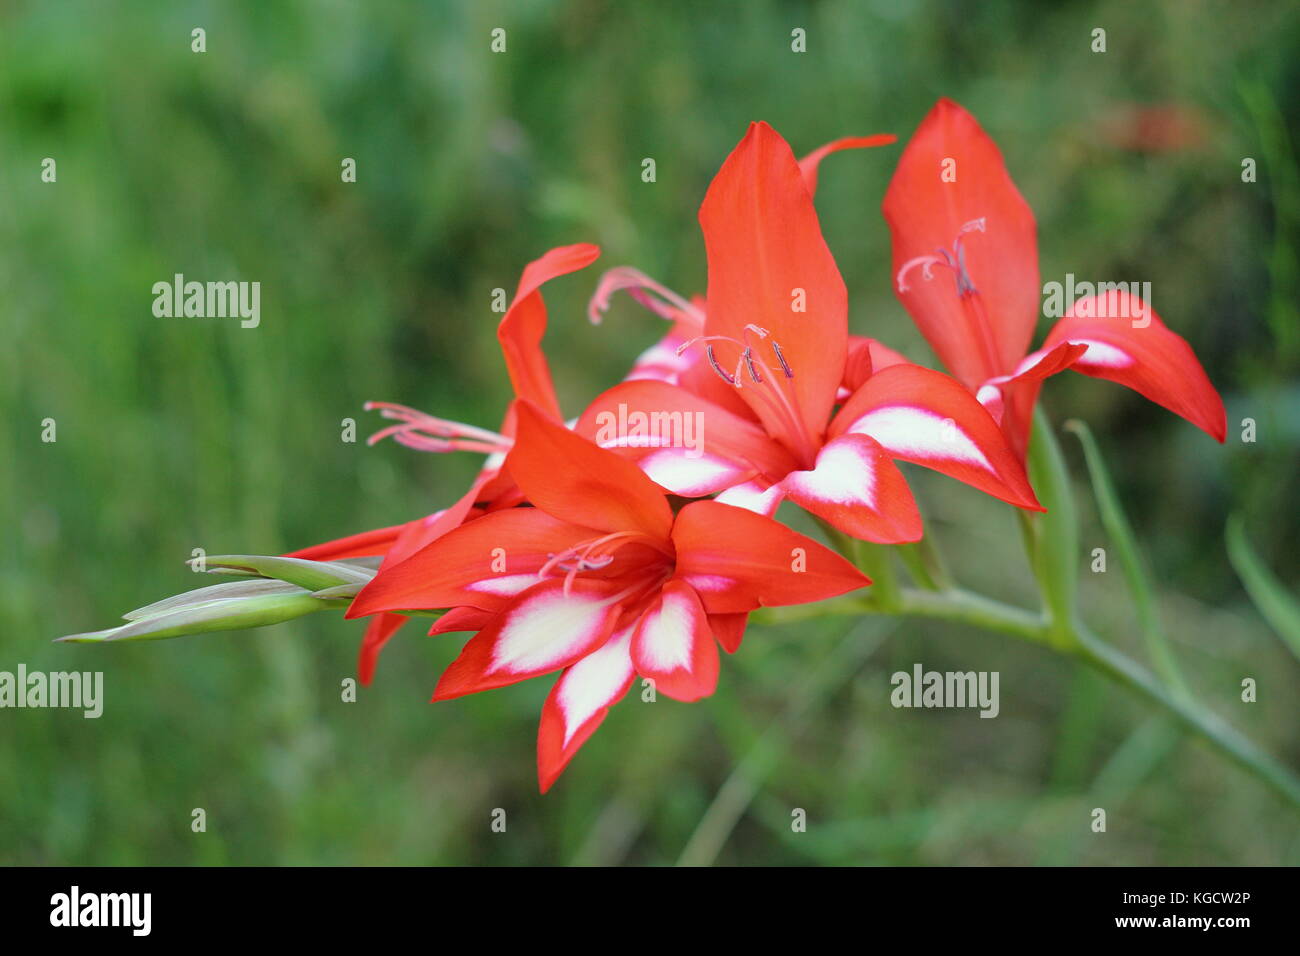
<box><xmin>347</xmin><ymin>400</ymin><xmax>869</xmax><ymax>791</ymax></box>
<box><xmin>577</xmin><ymin>122</ymin><xmax>1042</xmax><ymax>543</ymax></box>
<box><xmin>882</xmin><ymin>98</ymin><xmax>1226</xmax><ymax>457</ymax></box>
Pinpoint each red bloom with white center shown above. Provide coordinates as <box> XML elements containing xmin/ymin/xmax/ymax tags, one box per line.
<box><xmin>348</xmin><ymin>400</ymin><xmax>870</xmax><ymax>791</ymax></box>
<box><xmin>577</xmin><ymin>122</ymin><xmax>1043</xmax><ymax>543</ymax></box>
<box><xmin>883</xmin><ymin>98</ymin><xmax>1226</xmax><ymax>457</ymax></box>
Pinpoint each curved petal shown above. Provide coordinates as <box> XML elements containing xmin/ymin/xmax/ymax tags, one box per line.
<box><xmin>780</xmin><ymin>433</ymin><xmax>924</xmax><ymax>543</ymax></box>
<box><xmin>537</xmin><ymin>625</ymin><xmax>635</xmax><ymax>792</ymax></box>
<box><xmin>700</xmin><ymin>122</ymin><xmax>848</xmax><ymax>444</ymax></box>
<box><xmin>285</xmin><ymin>522</ymin><xmax>408</xmax><ymax>561</ymax></box>
<box><xmin>714</xmin><ymin>479</ymin><xmax>785</xmax><ymax>516</ymax></box>
<box><xmin>432</xmin><ymin>578</ymin><xmax>623</xmax><ymax>701</ymax></box>
<box><xmin>976</xmin><ymin>341</ymin><xmax>1089</xmax><ymax>457</ymax></box>
<box><xmin>346</xmin><ymin>507</ymin><xmax>599</xmax><ymax>617</ymax></box>
<box><xmin>709</xmin><ymin>612</ymin><xmax>749</xmax><ymax>654</ymax></box>
<box><xmin>977</xmin><ymin>341</ymin><xmax>1089</xmax><ymax>422</ymax></box>
<box><xmin>427</xmin><ymin>605</ymin><xmax>494</xmax><ymax>636</ymax></box>
<box><xmin>507</xmin><ymin>399</ymin><xmax>675</xmax><ymax>540</ymax></box>
<box><xmin>671</xmin><ymin>500</ymin><xmax>870</xmax><ymax>613</ymax></box>
<box><xmin>883</xmin><ymin>99</ymin><xmax>1039</xmax><ymax>387</ymax></box>
<box><xmin>831</xmin><ymin>363</ymin><xmax>1043</xmax><ymax>510</ymax></box>
<box><xmin>497</xmin><ymin>243</ymin><xmax>601</xmax><ymax>420</ymax></box>
<box><xmin>631</xmin><ymin>579</ymin><xmax>719</xmax><ymax>702</ymax></box>
<box><xmin>357</xmin><ymin>612</ymin><xmax>408</xmax><ymax>686</ymax></box>
<box><xmin>1043</xmin><ymin>291</ymin><xmax>1226</xmax><ymax>442</ymax></box>
<box><xmin>842</xmin><ymin>336</ymin><xmax>912</xmax><ymax>396</ymax></box>
<box><xmin>798</xmin><ymin>133</ymin><xmax>897</xmax><ymax>196</ymax></box>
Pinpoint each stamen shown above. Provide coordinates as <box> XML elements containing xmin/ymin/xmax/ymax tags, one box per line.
<box><xmin>772</xmin><ymin>341</ymin><xmax>794</xmax><ymax>378</ymax></box>
<box><xmin>706</xmin><ymin>344</ymin><xmax>737</xmax><ymax>384</ymax></box>
<box><xmin>896</xmin><ymin>218</ymin><xmax>987</xmax><ymax>296</ymax></box>
<box><xmin>587</xmin><ymin>267</ymin><xmax>705</xmax><ymax>326</ymax></box>
<box><xmin>743</xmin><ymin>347</ymin><xmax>763</xmax><ymax>384</ymax></box>
<box><xmin>363</xmin><ymin>402</ymin><xmax>513</xmax><ymax>455</ymax></box>
<box><xmin>896</xmin><ymin>255</ymin><xmax>944</xmax><ymax>293</ymax></box>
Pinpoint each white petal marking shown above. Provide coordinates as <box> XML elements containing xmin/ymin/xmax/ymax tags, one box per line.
<box><xmin>848</xmin><ymin>406</ymin><xmax>992</xmax><ymax>470</ymax></box>
<box><xmin>1070</xmin><ymin>339</ymin><xmax>1134</xmax><ymax>369</ymax></box>
<box><xmin>638</xmin><ymin>593</ymin><xmax>696</xmax><ymax>672</ymax></box>
<box><xmin>467</xmin><ymin>573</ymin><xmax>542</xmax><ymax>596</ymax></box>
<box><xmin>642</xmin><ymin>450</ymin><xmax>744</xmax><ymax>495</ymax></box>
<box><xmin>490</xmin><ymin>588</ymin><xmax>612</xmax><ymax>674</ymax></box>
<box><xmin>714</xmin><ymin>480</ymin><xmax>784</xmax><ymax>516</ymax></box>
<box><xmin>557</xmin><ymin>628</ymin><xmax>633</xmax><ymax>746</ymax></box>
<box><xmin>784</xmin><ymin>438</ymin><xmax>877</xmax><ymax>507</ymax></box>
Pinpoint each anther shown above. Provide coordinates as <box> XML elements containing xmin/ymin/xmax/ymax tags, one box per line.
<box><xmin>706</xmin><ymin>344</ymin><xmax>737</xmax><ymax>385</ymax></box>
<box><xmin>743</xmin><ymin>347</ymin><xmax>763</xmax><ymax>384</ymax></box>
<box><xmin>772</xmin><ymin>341</ymin><xmax>794</xmax><ymax>378</ymax></box>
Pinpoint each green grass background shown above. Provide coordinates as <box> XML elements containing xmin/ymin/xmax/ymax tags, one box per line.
<box><xmin>2</xmin><ymin>0</ymin><xmax>1297</xmax><ymax>865</ymax></box>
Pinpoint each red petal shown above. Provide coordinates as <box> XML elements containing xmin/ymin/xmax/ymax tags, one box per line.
<box><xmin>433</xmin><ymin>578</ymin><xmax>622</xmax><ymax>700</ymax></box>
<box><xmin>575</xmin><ymin>379</ymin><xmax>795</xmax><ymax>495</ymax></box>
<box><xmin>536</xmin><ymin>625</ymin><xmax>636</xmax><ymax>792</ymax></box>
<box><xmin>700</xmin><ymin>122</ymin><xmax>847</xmax><ymax>444</ymax></box>
<box><xmin>883</xmin><ymin>99</ymin><xmax>1039</xmax><ymax>387</ymax></box>
<box><xmin>831</xmin><ymin>363</ymin><xmax>1043</xmax><ymax>510</ymax></box>
<box><xmin>427</xmin><ymin>605</ymin><xmax>494</xmax><ymax>636</ymax></box>
<box><xmin>284</xmin><ymin>522</ymin><xmax>407</xmax><ymax>560</ymax></box>
<box><xmin>506</xmin><ymin>399</ymin><xmax>674</xmax><ymax>541</ymax></box>
<box><xmin>346</xmin><ymin>507</ymin><xmax>599</xmax><ymax>617</ymax></box>
<box><xmin>798</xmin><ymin>133</ymin><xmax>897</xmax><ymax>196</ymax></box>
<box><xmin>671</xmin><ymin>500</ymin><xmax>870</xmax><ymax>613</ymax></box>
<box><xmin>780</xmin><ymin>433</ymin><xmax>924</xmax><ymax>543</ymax></box>
<box><xmin>357</xmin><ymin>612</ymin><xmax>407</xmax><ymax>686</ymax></box>
<box><xmin>1043</xmin><ymin>291</ymin><xmax>1226</xmax><ymax>442</ymax></box>
<box><xmin>631</xmin><ymin>580</ymin><xmax>719</xmax><ymax>702</ymax></box>
<box><xmin>497</xmin><ymin>243</ymin><xmax>601</xmax><ymax>420</ymax></box>
<box><xmin>842</xmin><ymin>336</ymin><xmax>912</xmax><ymax>395</ymax></box>
<box><xmin>709</xmin><ymin>612</ymin><xmax>749</xmax><ymax>654</ymax></box>
<box><xmin>976</xmin><ymin>341</ymin><xmax>1089</xmax><ymax>457</ymax></box>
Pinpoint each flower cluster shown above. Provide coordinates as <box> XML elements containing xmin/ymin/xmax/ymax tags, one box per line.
<box><xmin>281</xmin><ymin>98</ymin><xmax>1223</xmax><ymax>791</ymax></box>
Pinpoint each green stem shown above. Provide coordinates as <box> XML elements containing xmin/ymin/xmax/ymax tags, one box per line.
<box><xmin>756</xmin><ymin>588</ymin><xmax>1300</xmax><ymax>809</ymax></box>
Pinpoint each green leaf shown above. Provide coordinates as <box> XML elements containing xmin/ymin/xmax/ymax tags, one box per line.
<box><xmin>1226</xmin><ymin>514</ymin><xmax>1300</xmax><ymax>660</ymax></box>
<box><xmin>1065</xmin><ymin>419</ymin><xmax>1188</xmax><ymax>698</ymax></box>
<box><xmin>200</xmin><ymin>554</ymin><xmax>376</xmax><ymax>591</ymax></box>
<box><xmin>57</xmin><ymin>586</ymin><xmax>346</xmax><ymax>643</ymax></box>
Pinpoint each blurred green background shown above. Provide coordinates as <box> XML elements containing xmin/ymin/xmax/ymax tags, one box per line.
<box><xmin>3</xmin><ymin>0</ymin><xmax>1298</xmax><ymax>865</ymax></box>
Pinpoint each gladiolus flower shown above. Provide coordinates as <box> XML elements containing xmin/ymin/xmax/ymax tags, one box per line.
<box><xmin>577</xmin><ymin>122</ymin><xmax>1043</xmax><ymax>543</ymax></box>
<box><xmin>347</xmin><ymin>400</ymin><xmax>870</xmax><ymax>790</ymax></box>
<box><xmin>882</xmin><ymin>98</ymin><xmax>1226</xmax><ymax>457</ymax></box>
